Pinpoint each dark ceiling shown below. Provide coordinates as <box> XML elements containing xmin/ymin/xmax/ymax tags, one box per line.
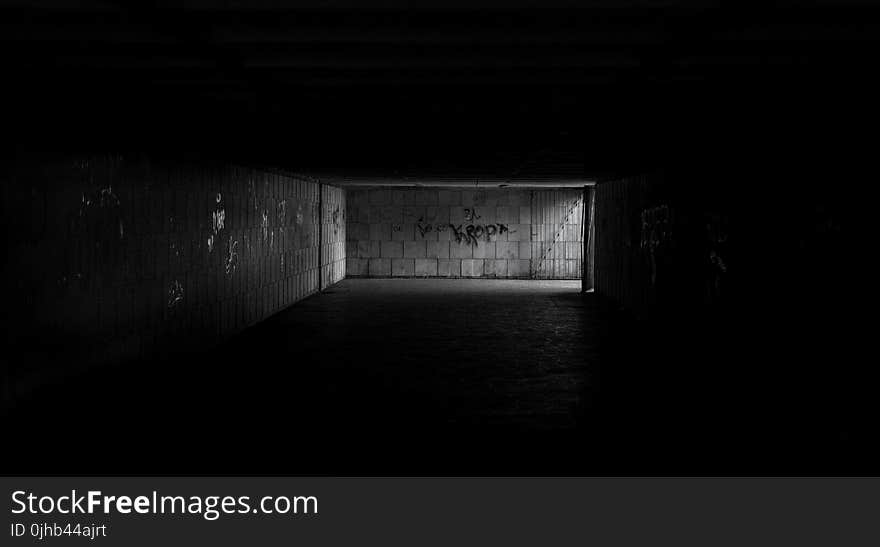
<box><xmin>3</xmin><ymin>0</ymin><xmax>879</xmax><ymax>181</ymax></box>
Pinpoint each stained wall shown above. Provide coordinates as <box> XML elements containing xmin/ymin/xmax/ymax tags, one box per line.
<box><xmin>1</xmin><ymin>156</ymin><xmax>344</xmax><ymax>403</ymax></box>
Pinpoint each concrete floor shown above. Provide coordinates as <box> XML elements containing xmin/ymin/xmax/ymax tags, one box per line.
<box><xmin>6</xmin><ymin>278</ymin><xmax>873</xmax><ymax>475</ymax></box>
<box><xmin>264</xmin><ymin>279</ymin><xmax>592</xmax><ymax>430</ymax></box>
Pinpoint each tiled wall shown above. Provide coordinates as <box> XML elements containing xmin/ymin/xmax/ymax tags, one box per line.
<box><xmin>321</xmin><ymin>184</ymin><xmax>346</xmax><ymax>288</ymax></box>
<box><xmin>2</xmin><ymin>156</ymin><xmax>343</xmax><ymax>403</ymax></box>
<box><xmin>345</xmin><ymin>187</ymin><xmax>585</xmax><ymax>279</ymax></box>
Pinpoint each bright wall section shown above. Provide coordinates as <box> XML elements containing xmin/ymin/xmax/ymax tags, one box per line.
<box><xmin>345</xmin><ymin>187</ymin><xmax>586</xmax><ymax>279</ymax></box>
<box><xmin>320</xmin><ymin>184</ymin><xmax>347</xmax><ymax>288</ymax></box>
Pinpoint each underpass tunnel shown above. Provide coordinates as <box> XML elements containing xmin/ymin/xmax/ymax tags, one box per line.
<box><xmin>1</xmin><ymin>0</ymin><xmax>874</xmax><ymax>475</ymax></box>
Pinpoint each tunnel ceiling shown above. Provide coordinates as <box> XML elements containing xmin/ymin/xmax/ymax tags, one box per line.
<box><xmin>4</xmin><ymin>0</ymin><xmax>879</xmax><ymax>182</ymax></box>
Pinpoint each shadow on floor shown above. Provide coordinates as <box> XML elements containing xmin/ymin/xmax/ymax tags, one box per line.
<box><xmin>3</xmin><ymin>279</ymin><xmax>875</xmax><ymax>475</ymax></box>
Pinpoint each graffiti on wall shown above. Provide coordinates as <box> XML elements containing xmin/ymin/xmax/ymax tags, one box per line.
<box><xmin>449</xmin><ymin>222</ymin><xmax>511</xmax><ymax>246</ymax></box>
<box><xmin>225</xmin><ymin>237</ymin><xmax>239</xmax><ymax>275</ymax></box>
<box><xmin>78</xmin><ymin>185</ymin><xmax>125</xmax><ymax>242</ymax></box>
<box><xmin>413</xmin><ymin>220</ymin><xmax>513</xmax><ymax>246</ymax></box>
<box><xmin>413</xmin><ymin>208</ymin><xmax>513</xmax><ymax>246</ymax></box>
<box><xmin>640</xmin><ymin>204</ymin><xmax>672</xmax><ymax>250</ymax></box>
<box><xmin>704</xmin><ymin>212</ymin><xmax>728</xmax><ymax>303</ymax></box>
<box><xmin>278</xmin><ymin>200</ymin><xmax>287</xmax><ymax>225</ymax></box>
<box><xmin>640</xmin><ymin>204</ymin><xmax>673</xmax><ymax>287</ymax></box>
<box><xmin>167</xmin><ymin>279</ymin><xmax>184</xmax><ymax>309</ymax></box>
<box><xmin>331</xmin><ymin>205</ymin><xmax>342</xmax><ymax>236</ymax></box>
<box><xmin>208</xmin><ymin>193</ymin><xmax>225</xmax><ymax>253</ymax></box>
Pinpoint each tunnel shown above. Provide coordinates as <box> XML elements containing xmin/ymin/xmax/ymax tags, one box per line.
<box><xmin>1</xmin><ymin>0</ymin><xmax>875</xmax><ymax>476</ymax></box>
